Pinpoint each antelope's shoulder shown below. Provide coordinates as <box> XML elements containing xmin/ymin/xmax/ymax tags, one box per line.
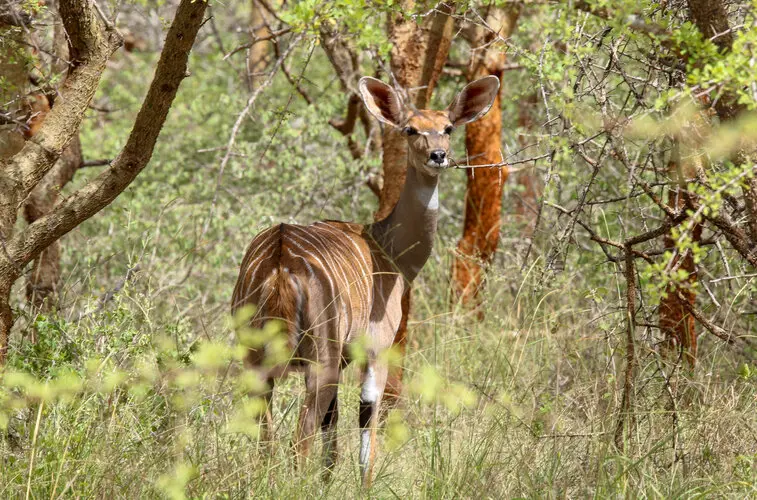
<box><xmin>317</xmin><ymin>219</ymin><xmax>365</xmax><ymax>236</ymax></box>
<box><xmin>306</xmin><ymin>220</ymin><xmax>370</xmax><ymax>247</ymax></box>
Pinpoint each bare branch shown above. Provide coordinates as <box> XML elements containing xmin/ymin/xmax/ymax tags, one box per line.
<box><xmin>223</xmin><ymin>27</ymin><xmax>291</xmax><ymax>60</ymax></box>
<box><xmin>5</xmin><ymin>0</ymin><xmax>208</xmax><ymax>270</ymax></box>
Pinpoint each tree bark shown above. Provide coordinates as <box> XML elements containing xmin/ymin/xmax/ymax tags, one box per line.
<box><xmin>23</xmin><ymin>5</ymin><xmax>83</xmax><ymax>314</ymax></box>
<box><xmin>659</xmin><ymin>141</ymin><xmax>702</xmax><ymax>367</ymax></box>
<box><xmin>320</xmin><ymin>22</ymin><xmax>377</xmax><ymax>158</ymax></box>
<box><xmin>379</xmin><ymin>1</ymin><xmax>455</xmax><ymax>410</ymax></box>
<box><xmin>0</xmin><ymin>0</ymin><xmax>30</xmax><ymax>358</ymax></box>
<box><xmin>248</xmin><ymin>0</ymin><xmax>273</xmax><ymax>89</ymax></box>
<box><xmin>23</xmin><ymin>137</ymin><xmax>81</xmax><ymax>311</ymax></box>
<box><xmin>451</xmin><ymin>6</ymin><xmax>520</xmax><ymax>310</ymax></box>
<box><xmin>656</xmin><ymin>0</ymin><xmax>751</xmax><ymax>367</ymax></box>
<box><xmin>0</xmin><ymin>0</ymin><xmax>121</xmax><ymax>246</ymax></box>
<box><xmin>0</xmin><ymin>0</ymin><xmax>207</xmax><ymax>364</ymax></box>
<box><xmin>375</xmin><ymin>1</ymin><xmax>455</xmax><ymax>220</ymax></box>
<box><xmin>687</xmin><ymin>0</ymin><xmax>757</xmax><ymax>252</ymax></box>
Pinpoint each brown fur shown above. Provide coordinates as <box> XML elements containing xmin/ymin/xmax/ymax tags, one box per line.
<box><xmin>232</xmin><ymin>77</ymin><xmax>498</xmax><ymax>485</ymax></box>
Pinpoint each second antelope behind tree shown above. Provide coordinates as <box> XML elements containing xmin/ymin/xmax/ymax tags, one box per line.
<box><xmin>231</xmin><ymin>75</ymin><xmax>499</xmax><ymax>485</ymax></box>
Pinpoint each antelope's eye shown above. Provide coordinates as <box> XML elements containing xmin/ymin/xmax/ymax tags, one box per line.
<box><xmin>404</xmin><ymin>127</ymin><xmax>418</xmax><ymax>136</ymax></box>
<box><xmin>443</xmin><ymin>125</ymin><xmax>454</xmax><ymax>135</ymax></box>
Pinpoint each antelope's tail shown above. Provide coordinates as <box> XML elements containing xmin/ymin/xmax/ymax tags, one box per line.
<box><xmin>260</xmin><ymin>265</ymin><xmax>305</xmax><ymax>339</ymax></box>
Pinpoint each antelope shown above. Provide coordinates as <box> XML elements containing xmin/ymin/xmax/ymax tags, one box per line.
<box><xmin>231</xmin><ymin>75</ymin><xmax>499</xmax><ymax>485</ymax></box>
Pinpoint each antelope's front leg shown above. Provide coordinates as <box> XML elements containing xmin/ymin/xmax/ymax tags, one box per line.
<box><xmin>383</xmin><ymin>288</ymin><xmax>411</xmax><ymax>417</ymax></box>
<box><xmin>359</xmin><ymin>361</ymin><xmax>388</xmax><ymax>487</ymax></box>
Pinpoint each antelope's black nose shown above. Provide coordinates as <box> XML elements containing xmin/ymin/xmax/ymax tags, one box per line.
<box><xmin>429</xmin><ymin>150</ymin><xmax>446</xmax><ymax>164</ymax></box>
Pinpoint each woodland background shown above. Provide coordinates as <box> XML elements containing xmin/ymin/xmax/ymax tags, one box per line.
<box><xmin>1</xmin><ymin>0</ymin><xmax>757</xmax><ymax>497</ymax></box>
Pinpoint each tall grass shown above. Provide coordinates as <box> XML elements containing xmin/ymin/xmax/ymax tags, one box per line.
<box><xmin>2</xmin><ymin>238</ymin><xmax>756</xmax><ymax>498</ymax></box>
<box><xmin>2</xmin><ymin>29</ymin><xmax>756</xmax><ymax>499</ymax></box>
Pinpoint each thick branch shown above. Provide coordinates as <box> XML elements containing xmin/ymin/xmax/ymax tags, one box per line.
<box><xmin>686</xmin><ymin>0</ymin><xmax>742</xmax><ymax>120</ymax></box>
<box><xmin>1</xmin><ymin>0</ymin><xmax>122</xmax><ymax>200</ymax></box>
<box><xmin>6</xmin><ymin>0</ymin><xmax>208</xmax><ymax>270</ymax></box>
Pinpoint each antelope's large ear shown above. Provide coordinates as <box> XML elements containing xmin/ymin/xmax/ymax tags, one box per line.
<box><xmin>358</xmin><ymin>77</ymin><xmax>404</xmax><ymax>128</ymax></box>
<box><xmin>447</xmin><ymin>75</ymin><xmax>500</xmax><ymax>127</ymax></box>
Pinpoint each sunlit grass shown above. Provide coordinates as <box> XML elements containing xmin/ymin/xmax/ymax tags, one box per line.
<box><xmin>2</xmin><ymin>239</ymin><xmax>757</xmax><ymax>498</ymax></box>
<box><xmin>2</xmin><ymin>17</ymin><xmax>757</xmax><ymax>498</ymax></box>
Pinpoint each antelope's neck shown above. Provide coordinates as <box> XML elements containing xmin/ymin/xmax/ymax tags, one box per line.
<box><xmin>369</xmin><ymin>165</ymin><xmax>440</xmax><ymax>282</ymax></box>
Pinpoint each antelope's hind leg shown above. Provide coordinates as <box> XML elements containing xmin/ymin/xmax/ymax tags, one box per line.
<box><xmin>244</xmin><ymin>347</ymin><xmax>277</xmax><ymax>446</ymax></box>
<box><xmin>321</xmin><ymin>392</ymin><xmax>339</xmax><ymax>479</ymax></box>
<box><xmin>292</xmin><ymin>366</ymin><xmax>340</xmax><ymax>468</ymax></box>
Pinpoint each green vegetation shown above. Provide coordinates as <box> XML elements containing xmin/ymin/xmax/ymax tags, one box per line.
<box><xmin>1</xmin><ymin>0</ymin><xmax>757</xmax><ymax>497</ymax></box>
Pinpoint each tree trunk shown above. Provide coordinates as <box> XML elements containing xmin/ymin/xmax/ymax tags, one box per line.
<box><xmin>659</xmin><ymin>141</ymin><xmax>702</xmax><ymax>367</ymax></box>
<box><xmin>0</xmin><ymin>0</ymin><xmax>207</xmax><ymax>365</ymax></box>
<box><xmin>23</xmin><ymin>6</ymin><xmax>82</xmax><ymax>314</ymax></box>
<box><xmin>655</xmin><ymin>0</ymin><xmax>747</xmax><ymax>367</ymax></box>
<box><xmin>379</xmin><ymin>2</ymin><xmax>455</xmax><ymax>410</ymax></box>
<box><xmin>23</xmin><ymin>137</ymin><xmax>81</xmax><ymax>311</ymax></box>
<box><xmin>687</xmin><ymin>0</ymin><xmax>757</xmax><ymax>253</ymax></box>
<box><xmin>451</xmin><ymin>6</ymin><xmax>520</xmax><ymax>310</ymax></box>
<box><xmin>248</xmin><ymin>0</ymin><xmax>273</xmax><ymax>89</ymax></box>
<box><xmin>0</xmin><ymin>8</ymin><xmax>28</xmax><ymax>360</ymax></box>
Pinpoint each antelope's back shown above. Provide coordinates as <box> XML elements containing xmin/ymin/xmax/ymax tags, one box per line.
<box><xmin>232</xmin><ymin>221</ymin><xmax>375</xmax><ymax>341</ymax></box>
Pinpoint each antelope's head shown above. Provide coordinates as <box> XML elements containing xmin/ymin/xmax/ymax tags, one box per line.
<box><xmin>358</xmin><ymin>76</ymin><xmax>500</xmax><ymax>176</ymax></box>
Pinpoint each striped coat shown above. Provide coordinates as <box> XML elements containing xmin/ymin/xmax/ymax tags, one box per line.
<box><xmin>232</xmin><ymin>220</ymin><xmax>404</xmax><ymax>377</ymax></box>
<box><xmin>229</xmin><ymin>74</ymin><xmax>500</xmax><ymax>485</ymax></box>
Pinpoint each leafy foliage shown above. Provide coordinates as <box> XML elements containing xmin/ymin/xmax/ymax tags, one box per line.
<box><xmin>2</xmin><ymin>0</ymin><xmax>757</xmax><ymax>497</ymax></box>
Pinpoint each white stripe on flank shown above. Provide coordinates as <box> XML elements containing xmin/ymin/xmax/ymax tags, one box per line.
<box><xmin>286</xmin><ymin>232</ymin><xmax>335</xmax><ymax>296</ymax></box>
<box><xmin>240</xmin><ymin>240</ymin><xmax>278</xmax><ymax>300</ymax></box>
<box><xmin>242</xmin><ymin>229</ymin><xmax>279</xmax><ymax>279</ymax></box>
<box><xmin>295</xmin><ymin>227</ymin><xmax>354</xmax><ymax>333</ymax></box>
<box><xmin>315</xmin><ymin>224</ymin><xmax>372</xmax><ymax>306</ymax></box>
<box><xmin>241</xmin><ymin>227</ymin><xmax>277</xmax><ymax>271</ymax></box>
<box><xmin>294</xmin><ymin>226</ymin><xmax>351</xmax><ymax>294</ymax></box>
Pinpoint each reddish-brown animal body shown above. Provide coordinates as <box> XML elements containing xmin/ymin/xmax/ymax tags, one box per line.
<box><xmin>231</xmin><ymin>75</ymin><xmax>500</xmax><ymax>486</ymax></box>
<box><xmin>232</xmin><ymin>220</ymin><xmax>404</xmax><ymax>376</ymax></box>
<box><xmin>232</xmin><ymin>220</ymin><xmax>405</xmax><ymax>479</ymax></box>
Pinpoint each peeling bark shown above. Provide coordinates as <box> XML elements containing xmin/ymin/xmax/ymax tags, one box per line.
<box><xmin>379</xmin><ymin>1</ymin><xmax>454</xmax><ymax>410</ymax></box>
<box><xmin>451</xmin><ymin>6</ymin><xmax>520</xmax><ymax>310</ymax></box>
<box><xmin>248</xmin><ymin>0</ymin><xmax>273</xmax><ymax>89</ymax></box>
<box><xmin>659</xmin><ymin>142</ymin><xmax>701</xmax><ymax>367</ymax></box>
